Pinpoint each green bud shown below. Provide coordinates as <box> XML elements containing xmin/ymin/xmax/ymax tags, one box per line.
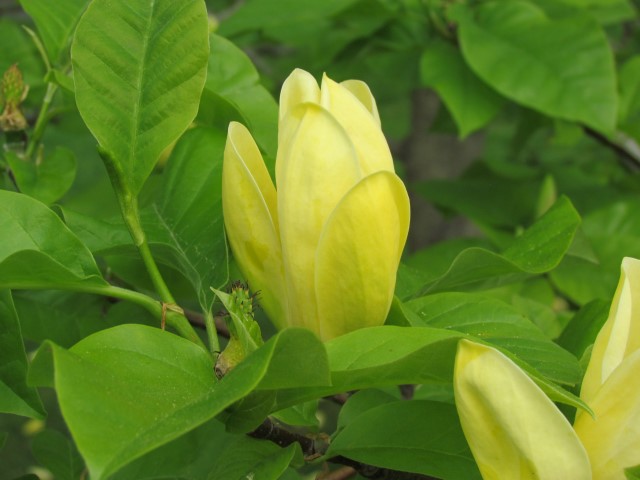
<box><xmin>0</xmin><ymin>64</ymin><xmax>29</xmax><ymax>132</ymax></box>
<box><xmin>212</xmin><ymin>282</ymin><xmax>263</xmax><ymax>377</ymax></box>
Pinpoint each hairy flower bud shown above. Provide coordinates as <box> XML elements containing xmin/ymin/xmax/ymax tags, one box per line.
<box><xmin>0</xmin><ymin>64</ymin><xmax>28</xmax><ymax>132</ymax></box>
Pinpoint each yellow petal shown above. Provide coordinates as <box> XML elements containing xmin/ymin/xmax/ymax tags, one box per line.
<box><xmin>278</xmin><ymin>68</ymin><xmax>320</xmax><ymax>124</ymax></box>
<box><xmin>340</xmin><ymin>79</ymin><xmax>381</xmax><ymax>127</ymax></box>
<box><xmin>314</xmin><ymin>171</ymin><xmax>410</xmax><ymax>340</ymax></box>
<box><xmin>454</xmin><ymin>340</ymin><xmax>592</xmax><ymax>480</ymax></box>
<box><xmin>320</xmin><ymin>74</ymin><xmax>393</xmax><ymax>175</ymax></box>
<box><xmin>277</xmin><ymin>104</ymin><xmax>362</xmax><ymax>333</ymax></box>
<box><xmin>581</xmin><ymin>257</ymin><xmax>640</xmax><ymax>403</ymax></box>
<box><xmin>575</xmin><ymin>350</ymin><xmax>640</xmax><ymax>480</ymax></box>
<box><xmin>222</xmin><ymin>122</ymin><xmax>286</xmax><ymax>329</ymax></box>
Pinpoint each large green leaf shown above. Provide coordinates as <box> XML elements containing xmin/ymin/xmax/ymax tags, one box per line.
<box><xmin>71</xmin><ymin>0</ymin><xmax>209</xmax><ymax>194</ymax></box>
<box><xmin>19</xmin><ymin>0</ymin><xmax>88</xmax><ymax>65</ymax></box>
<box><xmin>0</xmin><ymin>290</ymin><xmax>44</xmax><ymax>419</ymax></box>
<box><xmin>404</xmin><ymin>292</ymin><xmax>582</xmax><ymax>385</ymax></box>
<box><xmin>327</xmin><ymin>400</ymin><xmax>481</xmax><ymax>480</ymax></box>
<box><xmin>28</xmin><ymin>325</ymin><xmax>328</xmax><ymax>479</ymax></box>
<box><xmin>420</xmin><ymin>39</ymin><xmax>503</xmax><ymax>138</ymax></box>
<box><xmin>202</xmin><ymin>35</ymin><xmax>278</xmax><ymax>158</ymax></box>
<box><xmin>0</xmin><ymin>190</ymin><xmax>106</xmax><ymax>290</ymax></box>
<box><xmin>451</xmin><ymin>1</ymin><xmax>617</xmax><ymax>133</ymax></box>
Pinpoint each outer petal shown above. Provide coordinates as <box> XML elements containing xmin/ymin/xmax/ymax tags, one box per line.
<box><xmin>340</xmin><ymin>79</ymin><xmax>381</xmax><ymax>127</ymax></box>
<box><xmin>277</xmin><ymin>104</ymin><xmax>362</xmax><ymax>333</ymax></box>
<box><xmin>575</xmin><ymin>350</ymin><xmax>640</xmax><ymax>479</ymax></box>
<box><xmin>454</xmin><ymin>340</ymin><xmax>592</xmax><ymax>480</ymax></box>
<box><xmin>278</xmin><ymin>68</ymin><xmax>320</xmax><ymax>124</ymax></box>
<box><xmin>320</xmin><ymin>74</ymin><xmax>393</xmax><ymax>175</ymax></box>
<box><xmin>581</xmin><ymin>257</ymin><xmax>640</xmax><ymax>403</ymax></box>
<box><xmin>222</xmin><ymin>122</ymin><xmax>286</xmax><ymax>329</ymax></box>
<box><xmin>314</xmin><ymin>171</ymin><xmax>410</xmax><ymax>340</ymax></box>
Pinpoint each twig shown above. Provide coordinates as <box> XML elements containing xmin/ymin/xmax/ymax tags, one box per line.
<box><xmin>248</xmin><ymin>418</ymin><xmax>440</xmax><ymax>480</ymax></box>
<box><xmin>584</xmin><ymin>126</ymin><xmax>640</xmax><ymax>172</ymax></box>
<box><xmin>183</xmin><ymin>308</ymin><xmax>230</xmax><ymax>338</ymax></box>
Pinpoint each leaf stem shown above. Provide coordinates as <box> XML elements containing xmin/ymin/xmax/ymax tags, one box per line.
<box><xmin>204</xmin><ymin>309</ymin><xmax>220</xmax><ymax>357</ymax></box>
<box><xmin>136</xmin><ymin>236</ymin><xmax>176</xmax><ymax>304</ymax></box>
<box><xmin>73</xmin><ymin>283</ymin><xmax>205</xmax><ymax>349</ymax></box>
<box><xmin>25</xmin><ymin>82</ymin><xmax>58</xmax><ymax>160</ymax></box>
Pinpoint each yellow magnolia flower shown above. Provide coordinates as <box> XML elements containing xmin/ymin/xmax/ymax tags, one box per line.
<box><xmin>454</xmin><ymin>257</ymin><xmax>640</xmax><ymax>479</ymax></box>
<box><xmin>222</xmin><ymin>69</ymin><xmax>410</xmax><ymax>341</ymax></box>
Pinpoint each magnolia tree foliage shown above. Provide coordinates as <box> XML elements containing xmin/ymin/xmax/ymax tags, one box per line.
<box><xmin>0</xmin><ymin>0</ymin><xmax>639</xmax><ymax>479</ymax></box>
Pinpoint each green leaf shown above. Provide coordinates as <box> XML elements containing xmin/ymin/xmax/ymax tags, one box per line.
<box><xmin>19</xmin><ymin>0</ymin><xmax>88</xmax><ymax>65</ymax></box>
<box><xmin>71</xmin><ymin>0</ymin><xmax>209</xmax><ymax>194</ymax></box>
<box><xmin>420</xmin><ymin>39</ymin><xmax>503</xmax><ymax>137</ymax></box>
<box><xmin>206</xmin><ymin>436</ymin><xmax>300</xmax><ymax>480</ymax></box>
<box><xmin>274</xmin><ymin>326</ymin><xmax>462</xmax><ymax>408</ymax></box>
<box><xmin>155</xmin><ymin>127</ymin><xmax>228</xmax><ymax>309</ymax></box>
<box><xmin>418</xmin><ymin>197</ymin><xmax>580</xmax><ymax>294</ymax></box>
<box><xmin>626</xmin><ymin>464</ymin><xmax>640</xmax><ymax>480</ymax></box>
<box><xmin>327</xmin><ymin>400</ymin><xmax>481</xmax><ymax>479</ymax></box>
<box><xmin>397</xmin><ymin>238</ymin><xmax>494</xmax><ymax>300</ymax></box>
<box><xmin>110</xmin><ymin>419</ymin><xmax>227</xmax><ymax>480</ymax></box>
<box><xmin>336</xmin><ymin>389</ymin><xmax>398</xmax><ymax>431</ymax></box>
<box><xmin>416</xmin><ymin>163</ymin><xmax>543</xmax><ymax>229</ymax></box>
<box><xmin>0</xmin><ymin>290</ymin><xmax>44</xmax><ymax>418</ymax></box>
<box><xmin>552</xmin><ymin>199</ymin><xmax>640</xmax><ymax>304</ymax></box>
<box><xmin>219</xmin><ymin>0</ymin><xmax>358</xmax><ymax>37</ymax></box>
<box><xmin>31</xmin><ymin>429</ymin><xmax>84</xmax><ymax>480</ymax></box>
<box><xmin>28</xmin><ymin>325</ymin><xmax>328</xmax><ymax>479</ymax></box>
<box><xmin>405</xmin><ymin>292</ymin><xmax>582</xmax><ymax>385</ymax></box>
<box><xmin>13</xmin><ymin>291</ymin><xmax>118</xmax><ymax>348</ymax></box>
<box><xmin>275</xmin><ymin>326</ymin><xmax>587</xmax><ymax>413</ymax></box>
<box><xmin>619</xmin><ymin>56</ymin><xmax>640</xmax><ymax>126</ymax></box>
<box><xmin>203</xmin><ymin>34</ymin><xmax>278</xmax><ymax>158</ymax></box>
<box><xmin>113</xmin><ymin>419</ymin><xmax>301</xmax><ymax>480</ymax></box>
<box><xmin>272</xmin><ymin>400</ymin><xmax>319</xmax><ymax>428</ymax></box>
<box><xmin>5</xmin><ymin>147</ymin><xmax>76</xmax><ymax>204</ymax></box>
<box><xmin>451</xmin><ymin>1</ymin><xmax>617</xmax><ymax>133</ymax></box>
<box><xmin>0</xmin><ymin>190</ymin><xmax>106</xmax><ymax>290</ymax></box>
<box><xmin>502</xmin><ymin>196</ymin><xmax>581</xmax><ymax>270</ymax></box>
<box><xmin>557</xmin><ymin>299</ymin><xmax>609</xmax><ymax>358</ymax></box>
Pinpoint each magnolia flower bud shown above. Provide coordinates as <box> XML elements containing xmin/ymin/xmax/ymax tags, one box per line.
<box><xmin>0</xmin><ymin>64</ymin><xmax>28</xmax><ymax>132</ymax></box>
<box><xmin>222</xmin><ymin>69</ymin><xmax>410</xmax><ymax>340</ymax></box>
<box><xmin>453</xmin><ymin>339</ymin><xmax>591</xmax><ymax>480</ymax></box>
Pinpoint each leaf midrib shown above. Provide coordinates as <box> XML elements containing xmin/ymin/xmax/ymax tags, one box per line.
<box><xmin>128</xmin><ymin>0</ymin><xmax>157</xmax><ymax>183</ymax></box>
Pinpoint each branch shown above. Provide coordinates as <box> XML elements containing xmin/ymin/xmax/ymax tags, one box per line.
<box><xmin>248</xmin><ymin>418</ymin><xmax>440</xmax><ymax>480</ymax></box>
<box><xmin>584</xmin><ymin>126</ymin><xmax>640</xmax><ymax>171</ymax></box>
<box><xmin>183</xmin><ymin>308</ymin><xmax>230</xmax><ymax>338</ymax></box>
